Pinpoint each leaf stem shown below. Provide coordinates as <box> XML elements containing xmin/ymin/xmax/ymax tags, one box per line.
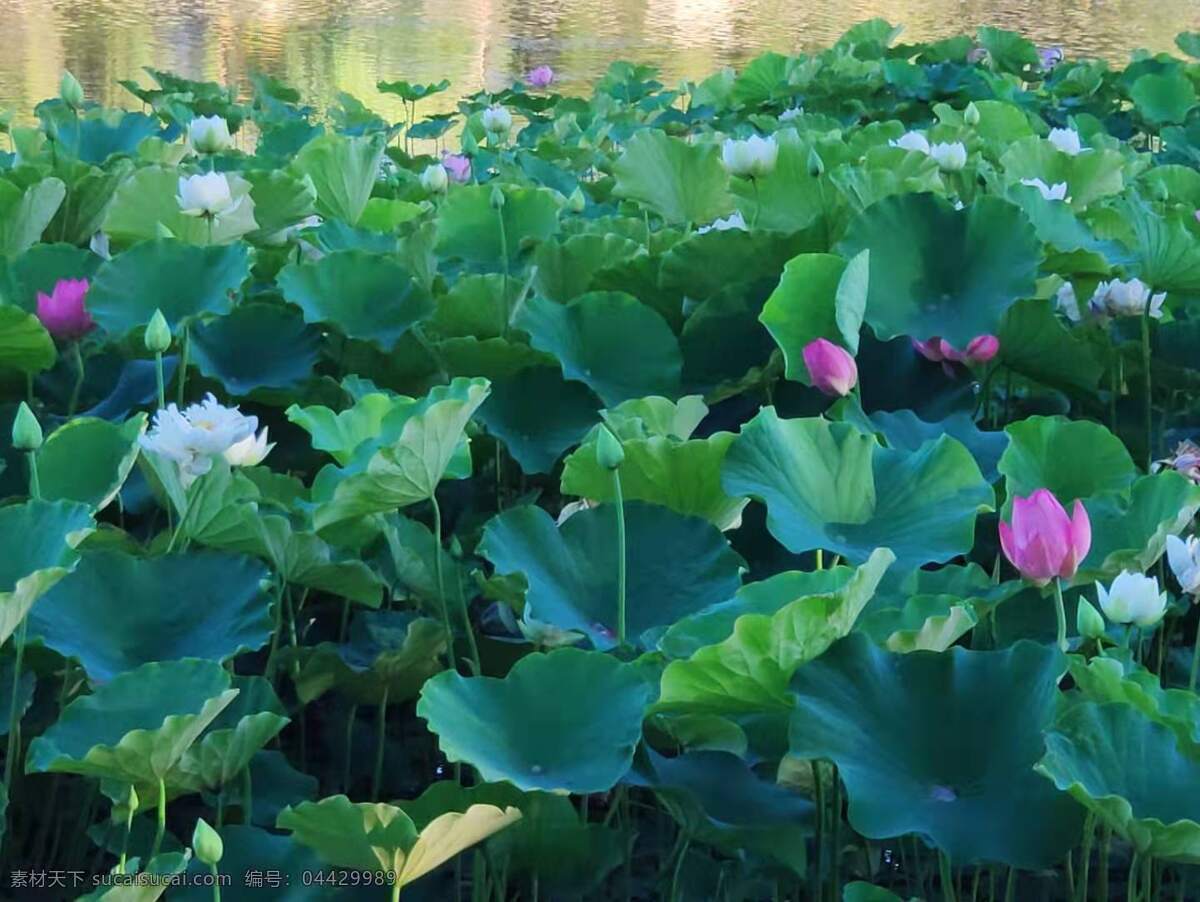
<box><xmin>67</xmin><ymin>340</ymin><xmax>85</xmax><ymax>417</ymax></box>
<box><xmin>939</xmin><ymin>850</ymin><xmax>957</xmax><ymax>902</ymax></box>
<box><xmin>151</xmin><ymin>776</ymin><xmax>166</xmax><ymax>858</ymax></box>
<box><xmin>3</xmin><ymin>616</ymin><xmax>29</xmax><ymax>795</ymax></box>
<box><xmin>430</xmin><ymin>493</ymin><xmax>458</xmax><ymax>671</ymax></box>
<box><xmin>612</xmin><ymin>469</ymin><xmax>627</xmax><ymax>645</ymax></box>
<box><xmin>1142</xmin><ymin>308</ymin><xmax>1153</xmax><ymax>470</ymax></box>
<box><xmin>25</xmin><ymin>450</ymin><xmax>40</xmax><ymax>500</ymax></box>
<box><xmin>176</xmin><ymin>325</ymin><xmax>190</xmax><ymax>406</ymax></box>
<box><xmin>372</xmin><ymin>684</ymin><xmax>390</xmax><ymax>801</ymax></box>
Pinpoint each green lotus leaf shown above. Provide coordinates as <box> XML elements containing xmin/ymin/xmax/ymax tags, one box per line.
<box><xmin>855</xmin><ymin>407</ymin><xmax>1008</xmax><ymax>484</ymax></box>
<box><xmin>289</xmin><ymin>133</ymin><xmax>385</xmax><ymax>225</ymax></box>
<box><xmin>976</xmin><ymin>26</ymin><xmax>1040</xmax><ymax>76</ymax></box>
<box><xmin>1131</xmin><ymin>72</ymin><xmax>1197</xmax><ymax>126</ymax></box>
<box><xmin>175</xmin><ymin>677</ymin><xmax>289</xmax><ymax>793</ymax></box>
<box><xmin>277</xmin><ymin>250</ymin><xmax>434</xmax><ymax>351</ymax></box>
<box><xmin>1078</xmin><ymin>471</ymin><xmax>1200</xmax><ymax>583</ymax></box>
<box><xmin>418</xmin><ymin>648</ymin><xmax>654</xmax><ymax>793</ymax></box>
<box><xmin>659</xmin><ymin>227</ymin><xmax>829</xmax><ymax>305</ymax></box>
<box><xmin>28</xmin><ymin>550</ymin><xmax>271</xmax><ymax>682</ymax></box>
<box><xmin>242</xmin><ymin>169</ymin><xmax>318</xmax><ymax>244</ymax></box>
<box><xmin>561</xmin><ymin>431</ymin><xmax>747</xmax><ymax>529</ymax></box>
<box><xmin>103</xmin><ymin>167</ymin><xmax>258</xmax><ymax>246</ymax></box>
<box><xmin>533</xmin><ymin>233</ymin><xmax>645</xmax><ymax>303</ymax></box>
<box><xmin>35</xmin><ymin>414</ymin><xmax>145</xmax><ymax>511</ymax></box>
<box><xmin>843</xmin><ymin>884</ymin><xmax>908</xmax><ymax>902</ymax></box>
<box><xmin>52</xmin><ymin>161</ymin><xmax>132</xmax><ymax>246</ymax></box>
<box><xmin>998</xmin><ymin>137</ymin><xmax>1126</xmax><ymax>209</ymax></box>
<box><xmin>87</xmin><ymin>239</ymin><xmax>249</xmax><ymax>333</ymax></box>
<box><xmin>759</xmin><ymin>251</ymin><xmax>868</xmax><ymax>382</ymax></box>
<box><xmin>477</xmin><ymin>366</ymin><xmax>602</xmax><ymax>474</ymax></box>
<box><xmin>435</xmin><ymin>185</ymin><xmax>560</xmax><ymax>265</ymax></box>
<box><xmin>0</xmin><ymin>242</ymin><xmax>102</xmax><ymax>312</ymax></box>
<box><xmin>0</xmin><ymin>305</ymin><xmax>56</xmax><ymax>375</ymax></box>
<box><xmin>287</xmin><ymin>388</ymin><xmax>409</xmax><ymax>466</ymax></box>
<box><xmin>0</xmin><ymin>176</ymin><xmax>65</xmax><ymax>258</ymax></box>
<box><xmin>998</xmin><ymin>415</ymin><xmax>1137</xmax><ymax>505</ymax></box>
<box><xmin>357</xmin><ymin>198</ymin><xmax>424</xmax><ymax>234</ymax></box>
<box><xmin>379</xmin><ymin>514</ymin><xmax>471</xmax><ymax>611</ymax></box>
<box><xmin>997</xmin><ymin>298</ymin><xmax>1104</xmax><ymax>392</ymax></box>
<box><xmin>612</xmin><ymin>130</ymin><xmax>733</xmax><ymax>226</ymax></box>
<box><xmin>728</xmin><ymin>129</ymin><xmax>844</xmax><ymax>234</ymax></box>
<box><xmin>175</xmin><ymin>825</ymin><xmax>326</xmax><ymax>902</ymax></box>
<box><xmin>26</xmin><ymin>659</ymin><xmax>238</xmax><ymax>798</ymax></box>
<box><xmin>431</xmin><ymin>273</ymin><xmax>517</xmax><ymax>340</ymax></box>
<box><xmin>789</xmin><ymin>635</ymin><xmax>1083</xmax><ymax>867</ymax></box>
<box><xmin>603</xmin><ymin>394</ymin><xmax>708</xmax><ymax>441</ymax></box>
<box><xmin>313</xmin><ymin>377</ymin><xmax>490</xmax><ymax>529</ymax></box>
<box><xmin>0</xmin><ymin>498</ymin><xmax>93</xmax><ymax>646</ymax></box>
<box><xmin>515</xmin><ymin>292</ymin><xmax>682</xmax><ymax>406</ymax></box>
<box><xmin>0</xmin><ymin>659</ymin><xmax>35</xmax><ymax>740</ymax></box>
<box><xmin>722</xmin><ymin>408</ymin><xmax>993</xmax><ymax>568</ymax></box>
<box><xmin>478</xmin><ymin>501</ymin><xmax>743</xmax><ymax>649</ymax></box>
<box><xmin>1039</xmin><ymin>701</ymin><xmax>1200</xmax><ymax>861</ymax></box>
<box><xmin>189</xmin><ymin>303</ymin><xmax>321</xmax><ymax>394</ymax></box>
<box><xmin>656</xmin><ymin>547</ymin><xmax>893</xmax><ymax>715</ymax></box>
<box><xmin>79</xmin><ymin>851</ymin><xmax>192</xmax><ymax>901</ymax></box>
<box><xmin>1123</xmin><ymin>197</ymin><xmax>1200</xmax><ymax>294</ymax></box>
<box><xmin>377</xmin><ymin>78</ymin><xmax>450</xmax><ymax>102</ymax></box>
<box><xmin>836</xmin><ymin>193</ymin><xmax>1040</xmax><ymax>347</ymax></box>
<box><xmin>858</xmin><ymin>594</ymin><xmax>978</xmax><ymax>653</ymax></box>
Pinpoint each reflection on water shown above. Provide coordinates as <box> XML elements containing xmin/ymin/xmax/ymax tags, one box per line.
<box><xmin>1</xmin><ymin>0</ymin><xmax>1199</xmax><ymax>118</ymax></box>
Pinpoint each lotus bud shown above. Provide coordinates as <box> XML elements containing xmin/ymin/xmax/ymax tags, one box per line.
<box><xmin>36</xmin><ymin>278</ymin><xmax>94</xmax><ymax>340</ymax></box>
<box><xmin>527</xmin><ymin>66</ymin><xmax>555</xmax><ymax>89</ymax></box>
<box><xmin>59</xmin><ymin>71</ymin><xmax>84</xmax><ymax>111</ymax></box>
<box><xmin>489</xmin><ymin>184</ymin><xmax>506</xmax><ymax>209</ymax></box>
<box><xmin>721</xmin><ymin>135</ymin><xmax>779</xmax><ymax>178</ymax></box>
<box><xmin>566</xmin><ymin>187</ymin><xmax>586</xmax><ymax>213</ymax></box>
<box><xmin>929</xmin><ymin>141</ymin><xmax>968</xmax><ymax>172</ymax></box>
<box><xmin>420</xmin><ymin>163</ymin><xmax>449</xmax><ymax>194</ymax></box>
<box><xmin>1095</xmin><ymin>571</ymin><xmax>1167</xmax><ymax>627</ymax></box>
<box><xmin>191</xmin><ymin>818</ymin><xmax>223</xmax><ymax>866</ymax></box>
<box><xmin>1167</xmin><ymin>534</ymin><xmax>1200</xmax><ymax>595</ymax></box>
<box><xmin>1048</xmin><ymin>127</ymin><xmax>1083</xmax><ymax>156</ymax></box>
<box><xmin>999</xmin><ymin>489</ymin><xmax>1091</xmax><ymax>585</ymax></box>
<box><xmin>802</xmin><ymin>339</ymin><xmax>858</xmax><ymax>397</ymax></box>
<box><xmin>187</xmin><ymin>115</ymin><xmax>234</xmax><ymax>155</ymax></box>
<box><xmin>807</xmin><ymin>146</ymin><xmax>825</xmax><ymax>178</ymax></box>
<box><xmin>145</xmin><ymin>309</ymin><xmax>171</xmax><ymax>354</ymax></box>
<box><xmin>12</xmin><ymin>402</ymin><xmax>42</xmax><ymax>452</ymax></box>
<box><xmin>481</xmin><ymin>104</ymin><xmax>513</xmax><ymax>137</ymax></box>
<box><xmin>1076</xmin><ymin>599</ymin><xmax>1106</xmax><ymax>640</ymax></box>
<box><xmin>964</xmin><ymin>102</ymin><xmax>981</xmax><ymax>126</ymax></box>
<box><xmin>596</xmin><ymin>426</ymin><xmax>625</xmax><ymax>471</ymax></box>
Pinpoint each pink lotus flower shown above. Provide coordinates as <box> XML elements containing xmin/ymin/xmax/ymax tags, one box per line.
<box><xmin>527</xmin><ymin>66</ymin><xmax>555</xmax><ymax>89</ymax></box>
<box><xmin>36</xmin><ymin>278</ymin><xmax>94</xmax><ymax>341</ymax></box>
<box><xmin>441</xmin><ymin>152</ymin><xmax>471</xmax><ymax>183</ymax></box>
<box><xmin>999</xmin><ymin>489</ymin><xmax>1091</xmax><ymax>585</ymax></box>
<box><xmin>913</xmin><ymin>334</ymin><xmax>999</xmax><ymax>367</ymax></box>
<box><xmin>802</xmin><ymin>338</ymin><xmax>857</xmax><ymax>397</ymax></box>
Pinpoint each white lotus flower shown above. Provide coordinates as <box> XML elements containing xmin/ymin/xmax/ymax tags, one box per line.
<box><xmin>518</xmin><ymin>613</ymin><xmax>586</xmax><ymax>648</ymax></box>
<box><xmin>1088</xmin><ymin>278</ymin><xmax>1166</xmax><ymax>319</ymax></box>
<box><xmin>481</xmin><ymin>105</ymin><xmax>513</xmax><ymax>135</ymax></box>
<box><xmin>1048</xmin><ymin>127</ymin><xmax>1083</xmax><ymax>156</ymax></box>
<box><xmin>223</xmin><ymin>427</ymin><xmax>274</xmax><ymax>467</ymax></box>
<box><xmin>420</xmin><ymin>163</ymin><xmax>449</xmax><ymax>194</ymax></box>
<box><xmin>696</xmin><ymin>210</ymin><xmax>747</xmax><ymax>234</ymax></box>
<box><xmin>1056</xmin><ymin>282</ymin><xmax>1082</xmax><ymax>323</ymax></box>
<box><xmin>929</xmin><ymin>142</ymin><xmax>968</xmax><ymax>172</ymax></box>
<box><xmin>264</xmin><ymin>215</ymin><xmax>322</xmax><ymax>246</ymax></box>
<box><xmin>889</xmin><ymin>131</ymin><xmax>930</xmax><ymax>154</ymax></box>
<box><xmin>188</xmin><ymin>115</ymin><xmax>233</xmax><ymax>154</ymax></box>
<box><xmin>140</xmin><ymin>393</ymin><xmax>258</xmax><ymax>486</ymax></box>
<box><xmin>1020</xmin><ymin>177</ymin><xmax>1070</xmax><ymax>202</ymax></box>
<box><xmin>1168</xmin><ymin>534</ymin><xmax>1200</xmax><ymax>595</ymax></box>
<box><xmin>1095</xmin><ymin>571</ymin><xmax>1167</xmax><ymax>627</ymax></box>
<box><xmin>176</xmin><ymin>172</ymin><xmax>242</xmax><ymax>218</ymax></box>
<box><xmin>721</xmin><ymin>135</ymin><xmax>779</xmax><ymax>178</ymax></box>
<box><xmin>779</xmin><ymin>106</ymin><xmax>805</xmax><ymax>122</ymax></box>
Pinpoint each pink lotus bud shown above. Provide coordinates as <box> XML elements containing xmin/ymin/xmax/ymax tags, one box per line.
<box><xmin>802</xmin><ymin>338</ymin><xmax>858</xmax><ymax>397</ymax></box>
<box><xmin>912</xmin><ymin>337</ymin><xmax>946</xmax><ymax>362</ymax></box>
<box><xmin>441</xmin><ymin>153</ymin><xmax>471</xmax><ymax>183</ymax></box>
<box><xmin>999</xmin><ymin>489</ymin><xmax>1091</xmax><ymax>585</ymax></box>
<box><xmin>527</xmin><ymin>66</ymin><xmax>555</xmax><ymax>89</ymax></box>
<box><xmin>963</xmin><ymin>334</ymin><xmax>999</xmax><ymax>364</ymax></box>
<box><xmin>36</xmin><ymin>278</ymin><xmax>94</xmax><ymax>341</ymax></box>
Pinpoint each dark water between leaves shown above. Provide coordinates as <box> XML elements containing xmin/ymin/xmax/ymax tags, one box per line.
<box><xmin>1</xmin><ymin>0</ymin><xmax>1199</xmax><ymax>119</ymax></box>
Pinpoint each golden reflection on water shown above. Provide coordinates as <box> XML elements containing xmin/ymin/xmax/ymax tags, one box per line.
<box><xmin>1</xmin><ymin>0</ymin><xmax>1199</xmax><ymax>119</ymax></box>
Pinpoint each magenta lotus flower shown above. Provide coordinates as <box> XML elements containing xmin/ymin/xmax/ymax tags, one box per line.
<box><xmin>912</xmin><ymin>337</ymin><xmax>945</xmax><ymax>363</ymax></box>
<box><xmin>913</xmin><ymin>334</ymin><xmax>999</xmax><ymax>367</ymax></box>
<box><xmin>999</xmin><ymin>489</ymin><xmax>1091</xmax><ymax>585</ymax></box>
<box><xmin>527</xmin><ymin>65</ymin><xmax>555</xmax><ymax>89</ymax></box>
<box><xmin>442</xmin><ymin>152</ymin><xmax>471</xmax><ymax>183</ymax></box>
<box><xmin>36</xmin><ymin>278</ymin><xmax>94</xmax><ymax>341</ymax></box>
<box><xmin>802</xmin><ymin>338</ymin><xmax>857</xmax><ymax>397</ymax></box>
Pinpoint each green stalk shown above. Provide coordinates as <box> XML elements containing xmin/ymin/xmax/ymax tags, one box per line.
<box><xmin>496</xmin><ymin>207</ymin><xmax>510</xmax><ymax>338</ymax></box>
<box><xmin>26</xmin><ymin>450</ymin><xmax>40</xmax><ymax>500</ymax></box>
<box><xmin>372</xmin><ymin>685</ymin><xmax>390</xmax><ymax>801</ymax></box>
<box><xmin>3</xmin><ymin>616</ymin><xmax>29</xmax><ymax>794</ymax></box>
<box><xmin>1129</xmin><ymin>852</ymin><xmax>1140</xmax><ymax>902</ymax></box>
<box><xmin>1053</xmin><ymin>579</ymin><xmax>1068</xmax><ymax>653</ymax></box>
<box><xmin>1077</xmin><ymin>812</ymin><xmax>1096</xmax><ymax>902</ymax></box>
<box><xmin>612</xmin><ymin>469</ymin><xmax>627</xmax><ymax>645</ymax></box>
<box><xmin>242</xmin><ymin>766</ymin><xmax>253</xmax><ymax>825</ymax></box>
<box><xmin>1004</xmin><ymin>867</ymin><xmax>1016</xmax><ymax>902</ymax></box>
<box><xmin>811</xmin><ymin>766</ymin><xmax>825</xmax><ymax>901</ymax></box>
<box><xmin>343</xmin><ymin>703</ymin><xmax>358</xmax><ymax>793</ymax></box>
<box><xmin>1189</xmin><ymin>622</ymin><xmax>1200</xmax><ymax>692</ymax></box>
<box><xmin>939</xmin><ymin>851</ymin><xmax>957</xmax><ymax>902</ymax></box>
<box><xmin>210</xmin><ymin>863</ymin><xmax>221</xmax><ymax>902</ymax></box>
<box><xmin>118</xmin><ymin>801</ymin><xmax>133</xmax><ymax>874</ymax></box>
<box><xmin>154</xmin><ymin>350</ymin><xmax>166</xmax><ymax>410</ymax></box>
<box><xmin>67</xmin><ymin>341</ymin><xmax>85</xmax><ymax>417</ymax></box>
<box><xmin>176</xmin><ymin>325</ymin><xmax>190</xmax><ymax>406</ymax></box>
<box><xmin>1098</xmin><ymin>826</ymin><xmax>1111</xmax><ymax>902</ymax></box>
<box><xmin>830</xmin><ymin>764</ymin><xmax>842</xmax><ymax>899</ymax></box>
<box><xmin>1141</xmin><ymin>308</ymin><xmax>1153</xmax><ymax>470</ymax></box>
<box><xmin>429</xmin><ymin>494</ymin><xmax>458</xmax><ymax>670</ymax></box>
<box><xmin>151</xmin><ymin>776</ymin><xmax>167</xmax><ymax>858</ymax></box>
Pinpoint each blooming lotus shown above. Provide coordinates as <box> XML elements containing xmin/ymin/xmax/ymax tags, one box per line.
<box><xmin>1048</xmin><ymin>127</ymin><xmax>1083</xmax><ymax>156</ymax></box>
<box><xmin>929</xmin><ymin>142</ymin><xmax>967</xmax><ymax>172</ymax></box>
<box><xmin>223</xmin><ymin>427</ymin><xmax>274</xmax><ymax>467</ymax></box>
<box><xmin>442</xmin><ymin>153</ymin><xmax>471</xmax><ymax>183</ymax></box>
<box><xmin>1167</xmin><ymin>534</ymin><xmax>1200</xmax><ymax>595</ymax></box>
<box><xmin>527</xmin><ymin>66</ymin><xmax>555</xmax><ymax>89</ymax></box>
<box><xmin>802</xmin><ymin>338</ymin><xmax>857</xmax><ymax>397</ymax></box>
<box><xmin>999</xmin><ymin>489</ymin><xmax>1091</xmax><ymax>585</ymax></box>
<box><xmin>1096</xmin><ymin>571</ymin><xmax>1167</xmax><ymax>627</ymax></box>
<box><xmin>481</xmin><ymin>105</ymin><xmax>513</xmax><ymax>136</ymax></box>
<box><xmin>188</xmin><ymin>115</ymin><xmax>233</xmax><ymax>154</ymax></box>
<box><xmin>721</xmin><ymin>135</ymin><xmax>778</xmax><ymax>178</ymax></box>
<box><xmin>36</xmin><ymin>278</ymin><xmax>94</xmax><ymax>341</ymax></box>
<box><xmin>1020</xmin><ymin>177</ymin><xmax>1070</xmax><ymax>202</ymax></box>
<box><xmin>1154</xmin><ymin>440</ymin><xmax>1200</xmax><ymax>484</ymax></box>
<box><xmin>1056</xmin><ymin>282</ymin><xmax>1082</xmax><ymax>323</ymax></box>
<box><xmin>1038</xmin><ymin>46</ymin><xmax>1065</xmax><ymax>71</ymax></box>
<box><xmin>889</xmin><ymin>131</ymin><xmax>930</xmax><ymax>154</ymax></box>
<box><xmin>177</xmin><ymin>172</ymin><xmax>242</xmax><ymax>218</ymax></box>
<box><xmin>1089</xmin><ymin>278</ymin><xmax>1166</xmax><ymax>320</ymax></box>
<box><xmin>139</xmin><ymin>393</ymin><xmax>259</xmax><ymax>486</ymax></box>
<box><xmin>778</xmin><ymin>106</ymin><xmax>805</xmax><ymax>122</ymax></box>
<box><xmin>696</xmin><ymin>211</ymin><xmax>747</xmax><ymax>234</ymax></box>
<box><xmin>421</xmin><ymin>163</ymin><xmax>449</xmax><ymax>193</ymax></box>
<box><xmin>913</xmin><ymin>334</ymin><xmax>998</xmax><ymax>367</ymax></box>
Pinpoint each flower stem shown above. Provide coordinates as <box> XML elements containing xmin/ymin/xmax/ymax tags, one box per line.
<box><xmin>371</xmin><ymin>684</ymin><xmax>390</xmax><ymax>801</ymax></box>
<box><xmin>1053</xmin><ymin>578</ymin><xmax>1068</xmax><ymax>653</ymax></box>
<box><xmin>25</xmin><ymin>450</ymin><xmax>40</xmax><ymax>500</ymax></box>
<box><xmin>1189</xmin><ymin>621</ymin><xmax>1200</xmax><ymax>692</ymax></box>
<box><xmin>496</xmin><ymin>206</ymin><xmax>510</xmax><ymax>337</ymax></box>
<box><xmin>1142</xmin><ymin>309</ymin><xmax>1153</xmax><ymax>470</ymax></box>
<box><xmin>176</xmin><ymin>326</ymin><xmax>190</xmax><ymax>406</ymax></box>
<box><xmin>210</xmin><ymin>863</ymin><xmax>221</xmax><ymax>902</ymax></box>
<box><xmin>612</xmin><ymin>469</ymin><xmax>627</xmax><ymax>645</ymax></box>
<box><xmin>67</xmin><ymin>340</ymin><xmax>85</xmax><ymax>417</ymax></box>
<box><xmin>151</xmin><ymin>776</ymin><xmax>166</xmax><ymax>858</ymax></box>
<box><xmin>154</xmin><ymin>351</ymin><xmax>166</xmax><ymax>410</ymax></box>
<box><xmin>939</xmin><ymin>851</ymin><xmax>957</xmax><ymax>902</ymax></box>
<box><xmin>3</xmin><ymin>616</ymin><xmax>30</xmax><ymax>795</ymax></box>
<box><xmin>430</xmin><ymin>493</ymin><xmax>457</xmax><ymax>670</ymax></box>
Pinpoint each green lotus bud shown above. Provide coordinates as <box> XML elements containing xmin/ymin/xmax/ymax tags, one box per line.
<box><xmin>191</xmin><ymin>818</ymin><xmax>223</xmax><ymax>866</ymax></box>
<box><xmin>11</xmin><ymin>402</ymin><xmax>42</xmax><ymax>452</ymax></box>
<box><xmin>489</xmin><ymin>185</ymin><xmax>506</xmax><ymax>209</ymax></box>
<box><xmin>125</xmin><ymin>784</ymin><xmax>139</xmax><ymax>812</ymax></box>
<box><xmin>964</xmin><ymin>102</ymin><xmax>981</xmax><ymax>127</ymax></box>
<box><xmin>596</xmin><ymin>426</ymin><xmax>625</xmax><ymax>471</ymax></box>
<box><xmin>567</xmin><ymin>187</ymin><xmax>586</xmax><ymax>213</ymax></box>
<box><xmin>145</xmin><ymin>309</ymin><xmax>171</xmax><ymax>353</ymax></box>
<box><xmin>1076</xmin><ymin>598</ymin><xmax>1106</xmax><ymax>641</ymax></box>
<box><xmin>60</xmin><ymin>71</ymin><xmax>84</xmax><ymax>111</ymax></box>
<box><xmin>806</xmin><ymin>146</ymin><xmax>824</xmax><ymax>178</ymax></box>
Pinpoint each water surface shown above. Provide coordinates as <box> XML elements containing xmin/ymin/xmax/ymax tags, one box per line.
<box><xmin>2</xmin><ymin>0</ymin><xmax>1198</xmax><ymax>118</ymax></box>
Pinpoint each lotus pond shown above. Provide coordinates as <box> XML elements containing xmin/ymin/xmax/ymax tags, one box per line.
<box><xmin>8</xmin><ymin>18</ymin><xmax>1200</xmax><ymax>902</ymax></box>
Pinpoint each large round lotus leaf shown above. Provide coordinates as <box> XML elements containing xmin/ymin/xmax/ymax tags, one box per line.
<box><xmin>29</xmin><ymin>550</ymin><xmax>271</xmax><ymax>682</ymax></box>
<box><xmin>722</xmin><ymin>408</ymin><xmax>993</xmax><ymax>569</ymax></box>
<box><xmin>789</xmin><ymin>634</ymin><xmax>1084</xmax><ymax>867</ymax></box>
<box><xmin>87</xmin><ymin>239</ymin><xmax>249</xmax><ymax>333</ymax></box>
<box><xmin>1131</xmin><ymin>72</ymin><xmax>1198</xmax><ymax>126</ymax></box>
<box><xmin>997</xmin><ymin>298</ymin><xmax>1104</xmax><ymax>393</ymax></box>
<box><xmin>836</xmin><ymin>193</ymin><xmax>1040</xmax><ymax>347</ymax></box>
<box><xmin>277</xmin><ymin>250</ymin><xmax>434</xmax><ymax>351</ymax></box>
<box><xmin>189</xmin><ymin>303</ymin><xmax>322</xmax><ymax>394</ymax></box>
<box><xmin>435</xmin><ymin>185</ymin><xmax>560</xmax><ymax>265</ymax></box>
<box><xmin>102</xmin><ymin>166</ymin><xmax>259</xmax><ymax>247</ymax></box>
<box><xmin>0</xmin><ymin>306</ymin><xmax>55</xmax><ymax>375</ymax></box>
<box><xmin>514</xmin><ymin>292</ymin><xmax>683</xmax><ymax>406</ymax></box>
<box><xmin>478</xmin><ymin>501</ymin><xmax>744</xmax><ymax>650</ymax></box>
<box><xmin>999</xmin><ymin>415</ymin><xmax>1137</xmax><ymax>505</ymax></box>
<box><xmin>0</xmin><ymin>177</ymin><xmax>65</xmax><ymax>258</ymax></box>
<box><xmin>533</xmin><ymin>233</ymin><xmax>645</xmax><ymax>303</ymax></box>
<box><xmin>0</xmin><ymin>243</ymin><xmax>102</xmax><ymax>312</ymax></box>
<box><xmin>417</xmin><ymin>648</ymin><xmax>654</xmax><ymax>793</ymax></box>
<box><xmin>611</xmin><ymin>130</ymin><xmax>733</xmax><ymax>226</ymax></box>
<box><xmin>476</xmin><ymin>366</ymin><xmax>602</xmax><ymax>474</ymax></box>
<box><xmin>26</xmin><ymin>659</ymin><xmax>238</xmax><ymax>790</ymax></box>
<box><xmin>289</xmin><ymin>133</ymin><xmax>386</xmax><ymax>225</ymax></box>
<box><xmin>242</xmin><ymin>169</ymin><xmax>319</xmax><ymax>244</ymax></box>
<box><xmin>1039</xmin><ymin>702</ymin><xmax>1200</xmax><ymax>861</ymax></box>
<box><xmin>863</xmin><ymin>408</ymin><xmax>1008</xmax><ymax>484</ymax></box>
<box><xmin>35</xmin><ymin>414</ymin><xmax>145</xmax><ymax>511</ymax></box>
